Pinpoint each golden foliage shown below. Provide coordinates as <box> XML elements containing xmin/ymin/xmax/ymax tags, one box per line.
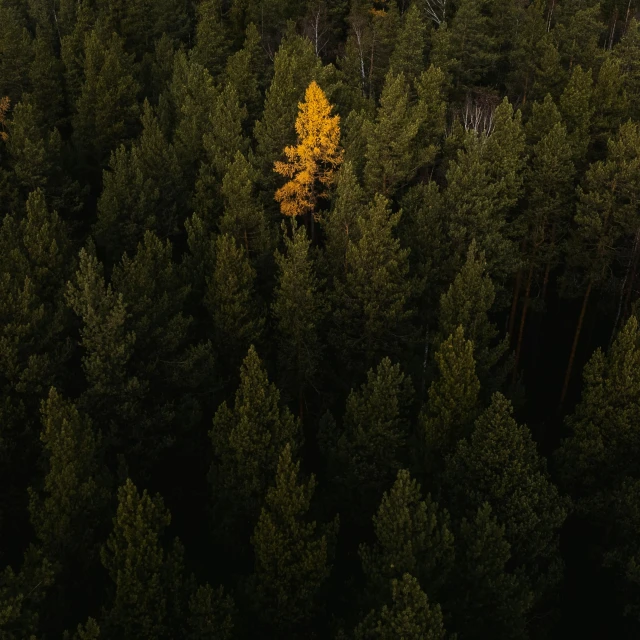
<box><xmin>0</xmin><ymin>97</ymin><xmax>9</xmax><ymax>142</ymax></box>
<box><xmin>274</xmin><ymin>81</ymin><xmax>343</xmax><ymax>217</ymax></box>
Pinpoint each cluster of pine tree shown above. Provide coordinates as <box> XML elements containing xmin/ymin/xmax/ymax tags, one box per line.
<box><xmin>1</xmin><ymin>0</ymin><xmax>640</xmax><ymax>637</ymax></box>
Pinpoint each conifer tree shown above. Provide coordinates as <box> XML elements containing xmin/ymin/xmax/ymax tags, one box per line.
<box><xmin>554</xmin><ymin>3</ymin><xmax>603</xmax><ymax>72</ymax></box>
<box><xmin>414</xmin><ymin>65</ymin><xmax>448</xmax><ymax>154</ymax></box>
<box><xmin>249</xmin><ymin>444</ymin><xmax>337</xmax><ymax>634</ymax></box>
<box><xmin>446</xmin><ymin>503</ymin><xmax>531</xmax><ymax>639</ymax></box>
<box><xmin>421</xmin><ymin>326</ymin><xmax>481</xmax><ymax>469</ymax></box>
<box><xmin>388</xmin><ymin>4</ymin><xmax>427</xmax><ymax>84</ymax></box>
<box><xmin>272</xmin><ymin>221</ymin><xmax>326</xmax><ymax>414</ymax></box>
<box><xmin>204</xmin><ymin>234</ymin><xmax>264</xmax><ymax>372</ymax></box>
<box><xmin>354</xmin><ymin>573</ymin><xmax>446</xmax><ymax>640</ymax></box>
<box><xmin>320</xmin><ymin>161</ymin><xmax>367</xmax><ymax>282</ymax></box>
<box><xmin>558</xmin><ymin>65</ymin><xmax>594</xmax><ymax>165</ymax></box>
<box><xmin>332</xmin><ymin>195</ymin><xmax>412</xmax><ymax>371</ymax></box>
<box><xmin>187</xmin><ymin>584</ymin><xmax>235</xmax><ymax>640</ymax></box>
<box><xmin>363</xmin><ymin>71</ymin><xmax>422</xmax><ymax>197</ymax></box>
<box><xmin>209</xmin><ymin>346</ymin><xmax>299</xmax><ymax>527</ymax></box>
<box><xmin>190</xmin><ymin>0</ymin><xmax>230</xmax><ymax>79</ymax></box>
<box><xmin>73</xmin><ymin>29</ymin><xmax>139</xmax><ymax>166</ymax></box>
<box><xmin>444</xmin><ymin>393</ymin><xmax>568</xmax><ymax>605</ymax></box>
<box><xmin>28</xmin><ymin>389</ymin><xmax>110</xmax><ymax>568</ymax></box>
<box><xmin>219</xmin><ymin>151</ymin><xmax>274</xmax><ymax>266</ymax></box>
<box><xmin>254</xmin><ymin>34</ymin><xmax>322</xmax><ymax>185</ymax></box>
<box><xmin>64</xmin><ymin>618</ymin><xmax>101</xmax><ymax>640</ymax></box>
<box><xmin>359</xmin><ymin>469</ymin><xmax>454</xmax><ymax>608</ymax></box>
<box><xmin>28</xmin><ymin>34</ymin><xmax>65</xmax><ymax>130</ymax></box>
<box><xmin>592</xmin><ymin>55</ymin><xmax>630</xmax><ymax>153</ymax></box>
<box><xmin>560</xmin><ymin>121</ymin><xmax>640</xmax><ymax>405</ymax></box>
<box><xmin>101</xmin><ymin>479</ymin><xmax>186</xmax><ymax>639</ymax></box>
<box><xmin>435</xmin><ymin>241</ymin><xmax>508</xmax><ymax>389</ymax></box>
<box><xmin>0</xmin><ymin>5</ymin><xmax>33</xmax><ymax>105</ymax></box>
<box><xmin>274</xmin><ymin>80</ymin><xmax>343</xmax><ymax>231</ymax></box>
<box><xmin>94</xmin><ymin>101</ymin><xmax>185</xmax><ymax>263</ymax></box>
<box><xmin>329</xmin><ymin>358</ymin><xmax>414</xmax><ymax>523</ymax></box>
<box><xmin>614</xmin><ymin>18</ymin><xmax>640</xmax><ymax>121</ymax></box>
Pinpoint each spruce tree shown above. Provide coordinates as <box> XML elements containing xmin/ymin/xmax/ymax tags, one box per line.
<box><xmin>249</xmin><ymin>444</ymin><xmax>337</xmax><ymax>634</ymax></box>
<box><xmin>354</xmin><ymin>573</ymin><xmax>447</xmax><ymax>640</ymax></box>
<box><xmin>190</xmin><ymin>0</ymin><xmax>230</xmax><ymax>79</ymax></box>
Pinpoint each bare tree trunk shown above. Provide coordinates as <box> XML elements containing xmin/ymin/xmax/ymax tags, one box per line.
<box><xmin>560</xmin><ymin>280</ymin><xmax>592</xmax><ymax>407</ymax></box>
<box><xmin>512</xmin><ymin>263</ymin><xmax>535</xmax><ymax>383</ymax></box>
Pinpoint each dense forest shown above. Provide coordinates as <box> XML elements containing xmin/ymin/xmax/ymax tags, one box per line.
<box><xmin>1</xmin><ymin>0</ymin><xmax>640</xmax><ymax>637</ymax></box>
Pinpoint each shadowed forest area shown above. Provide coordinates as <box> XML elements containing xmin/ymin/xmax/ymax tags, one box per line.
<box><xmin>1</xmin><ymin>0</ymin><xmax>640</xmax><ymax>637</ymax></box>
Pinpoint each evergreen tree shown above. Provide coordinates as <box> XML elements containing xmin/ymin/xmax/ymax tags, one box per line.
<box><xmin>249</xmin><ymin>444</ymin><xmax>337</xmax><ymax>634</ymax></box>
<box><xmin>444</xmin><ymin>393</ymin><xmax>568</xmax><ymax>606</ymax></box>
<box><xmin>28</xmin><ymin>33</ymin><xmax>65</xmax><ymax>130</ymax></box>
<box><xmin>28</xmin><ymin>388</ymin><xmax>110</xmax><ymax>568</ymax></box>
<box><xmin>445</xmin><ymin>503</ymin><xmax>531</xmax><ymax>639</ymax></box>
<box><xmin>363</xmin><ymin>71</ymin><xmax>422</xmax><ymax>197</ymax></box>
<box><xmin>614</xmin><ymin>18</ymin><xmax>640</xmax><ymax>122</ymax></box>
<box><xmin>558</xmin><ymin>65</ymin><xmax>594</xmax><ymax>165</ymax></box>
<box><xmin>331</xmin><ymin>195</ymin><xmax>412</xmax><ymax>372</ymax></box>
<box><xmin>219</xmin><ymin>151</ymin><xmax>274</xmax><ymax>266</ymax></box>
<box><xmin>190</xmin><ymin>0</ymin><xmax>229</xmax><ymax>79</ymax></box>
<box><xmin>64</xmin><ymin>617</ymin><xmax>101</xmax><ymax>640</ymax></box>
<box><xmin>354</xmin><ymin>573</ymin><xmax>446</xmax><ymax>640</ymax></box>
<box><xmin>209</xmin><ymin>345</ymin><xmax>299</xmax><ymax>528</ymax></box>
<box><xmin>328</xmin><ymin>358</ymin><xmax>414</xmax><ymax>524</ymax></box>
<box><xmin>388</xmin><ymin>4</ymin><xmax>427</xmax><ymax>84</ymax></box>
<box><xmin>253</xmin><ymin>33</ymin><xmax>322</xmax><ymax>186</ymax></box>
<box><xmin>204</xmin><ymin>234</ymin><xmax>264</xmax><ymax>372</ymax></box>
<box><xmin>359</xmin><ymin>469</ymin><xmax>454</xmax><ymax>608</ymax></box>
<box><xmin>421</xmin><ymin>326</ymin><xmax>481</xmax><ymax>470</ymax></box>
<box><xmin>272</xmin><ymin>221</ymin><xmax>326</xmax><ymax>414</ymax></box>
<box><xmin>72</xmin><ymin>29</ymin><xmax>139</xmax><ymax>167</ymax></box>
<box><xmin>94</xmin><ymin>101</ymin><xmax>185</xmax><ymax>263</ymax></box>
<box><xmin>101</xmin><ymin>479</ymin><xmax>186</xmax><ymax>639</ymax></box>
<box><xmin>435</xmin><ymin>241</ymin><xmax>508</xmax><ymax>390</ymax></box>
<box><xmin>0</xmin><ymin>4</ymin><xmax>33</xmax><ymax>105</ymax></box>
<box><xmin>187</xmin><ymin>584</ymin><xmax>235</xmax><ymax>640</ymax></box>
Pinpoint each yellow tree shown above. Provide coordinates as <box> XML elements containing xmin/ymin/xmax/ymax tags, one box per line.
<box><xmin>274</xmin><ymin>81</ymin><xmax>343</xmax><ymax>235</ymax></box>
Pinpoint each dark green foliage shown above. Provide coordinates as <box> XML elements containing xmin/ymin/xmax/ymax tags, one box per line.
<box><xmin>444</xmin><ymin>393</ymin><xmax>568</xmax><ymax>604</ymax></box>
<box><xmin>249</xmin><ymin>444</ymin><xmax>338</xmax><ymax>634</ymax></box>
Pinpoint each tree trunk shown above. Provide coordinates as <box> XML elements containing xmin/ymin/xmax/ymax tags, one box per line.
<box><xmin>560</xmin><ymin>280</ymin><xmax>592</xmax><ymax>407</ymax></box>
<box><xmin>512</xmin><ymin>264</ymin><xmax>535</xmax><ymax>383</ymax></box>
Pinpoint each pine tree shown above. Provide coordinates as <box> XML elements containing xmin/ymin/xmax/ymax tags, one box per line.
<box><xmin>421</xmin><ymin>326</ymin><xmax>481</xmax><ymax>469</ymax></box>
<box><xmin>187</xmin><ymin>584</ymin><xmax>235</xmax><ymax>640</ymax></box>
<box><xmin>209</xmin><ymin>345</ymin><xmax>299</xmax><ymax>527</ymax></box>
<box><xmin>445</xmin><ymin>503</ymin><xmax>531</xmax><ymax>639</ymax></box>
<box><xmin>414</xmin><ymin>65</ymin><xmax>448</xmax><ymax>153</ymax></box>
<box><xmin>435</xmin><ymin>241</ymin><xmax>508</xmax><ymax>390</ymax></box>
<box><xmin>272</xmin><ymin>221</ymin><xmax>326</xmax><ymax>415</ymax></box>
<box><xmin>190</xmin><ymin>0</ymin><xmax>230</xmax><ymax>79</ymax></box>
<box><xmin>249</xmin><ymin>444</ymin><xmax>337</xmax><ymax>634</ymax></box>
<box><xmin>94</xmin><ymin>101</ymin><xmax>185</xmax><ymax>263</ymax></box>
<box><xmin>388</xmin><ymin>4</ymin><xmax>427</xmax><ymax>84</ymax></box>
<box><xmin>274</xmin><ymin>80</ymin><xmax>343</xmax><ymax>229</ymax></box>
<box><xmin>560</xmin><ymin>121</ymin><xmax>640</xmax><ymax>405</ymax></box>
<box><xmin>558</xmin><ymin>65</ymin><xmax>594</xmax><ymax>165</ymax></box>
<box><xmin>359</xmin><ymin>469</ymin><xmax>454</xmax><ymax>608</ymax></box>
<box><xmin>0</xmin><ymin>547</ymin><xmax>55</xmax><ymax>640</ymax></box>
<box><xmin>64</xmin><ymin>617</ymin><xmax>101</xmax><ymax>640</ymax></box>
<box><xmin>329</xmin><ymin>358</ymin><xmax>414</xmax><ymax>523</ymax></box>
<box><xmin>254</xmin><ymin>34</ymin><xmax>322</xmax><ymax>186</ymax></box>
<box><xmin>444</xmin><ymin>393</ymin><xmax>568</xmax><ymax>605</ymax></box>
<box><xmin>0</xmin><ymin>4</ymin><xmax>33</xmax><ymax>105</ymax></box>
<box><xmin>219</xmin><ymin>151</ymin><xmax>275</xmax><ymax>266</ymax></box>
<box><xmin>554</xmin><ymin>3</ymin><xmax>603</xmax><ymax>72</ymax></box>
<box><xmin>28</xmin><ymin>388</ymin><xmax>110</xmax><ymax>568</ymax></box>
<box><xmin>354</xmin><ymin>573</ymin><xmax>447</xmax><ymax>640</ymax></box>
<box><xmin>204</xmin><ymin>234</ymin><xmax>264</xmax><ymax>372</ymax></box>
<box><xmin>101</xmin><ymin>479</ymin><xmax>186</xmax><ymax>640</ymax></box>
<box><xmin>332</xmin><ymin>195</ymin><xmax>412</xmax><ymax>372</ymax></box>
<box><xmin>72</xmin><ymin>29</ymin><xmax>139</xmax><ymax>167</ymax></box>
<box><xmin>363</xmin><ymin>71</ymin><xmax>422</xmax><ymax>197</ymax></box>
<box><xmin>28</xmin><ymin>33</ymin><xmax>65</xmax><ymax>130</ymax></box>
<box><xmin>614</xmin><ymin>18</ymin><xmax>640</xmax><ymax>121</ymax></box>
<box><xmin>320</xmin><ymin>160</ymin><xmax>367</xmax><ymax>282</ymax></box>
